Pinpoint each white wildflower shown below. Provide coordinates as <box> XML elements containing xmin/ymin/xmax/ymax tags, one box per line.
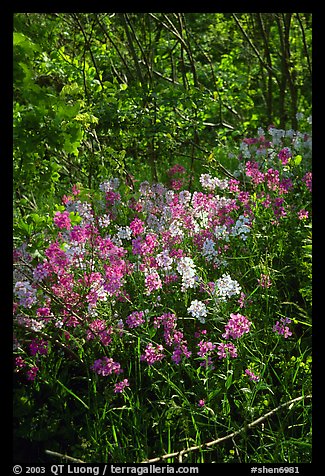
<box><xmin>98</xmin><ymin>214</ymin><xmax>111</xmax><ymax>228</ymax></box>
<box><xmin>156</xmin><ymin>249</ymin><xmax>173</xmax><ymax>270</ymax></box>
<box><xmin>200</xmin><ymin>174</ymin><xmax>228</xmax><ymax>191</ymax></box>
<box><xmin>214</xmin><ymin>273</ymin><xmax>241</xmax><ymax>301</ymax></box>
<box><xmin>231</xmin><ymin>215</ymin><xmax>251</xmax><ymax>240</ymax></box>
<box><xmin>177</xmin><ymin>256</ymin><xmax>197</xmax><ymax>291</ymax></box>
<box><xmin>179</xmin><ymin>190</ymin><xmax>192</xmax><ymax>206</ymax></box>
<box><xmin>99</xmin><ymin>178</ymin><xmax>120</xmax><ymax>192</ymax></box>
<box><xmin>187</xmin><ymin>300</ymin><xmax>207</xmax><ymax>324</ymax></box>
<box><xmin>116</xmin><ymin>226</ymin><xmax>132</xmax><ymax>241</ymax></box>
<box><xmin>214</xmin><ymin>224</ymin><xmax>229</xmax><ymax>241</ymax></box>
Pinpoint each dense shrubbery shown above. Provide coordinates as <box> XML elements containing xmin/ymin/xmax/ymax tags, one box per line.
<box><xmin>13</xmin><ymin>123</ymin><xmax>312</xmax><ymax>463</ymax></box>
<box><xmin>13</xmin><ymin>13</ymin><xmax>312</xmax><ymax>221</ymax></box>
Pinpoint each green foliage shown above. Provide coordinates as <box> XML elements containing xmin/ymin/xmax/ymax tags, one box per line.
<box><xmin>13</xmin><ymin>13</ymin><xmax>312</xmax><ymax>221</ymax></box>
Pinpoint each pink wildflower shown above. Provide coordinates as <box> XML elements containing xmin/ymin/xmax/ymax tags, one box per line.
<box><xmin>228</xmin><ymin>179</ymin><xmax>241</xmax><ymax>193</ymax></box>
<box><xmin>130</xmin><ymin>218</ymin><xmax>145</xmax><ymax>236</ymax></box>
<box><xmin>140</xmin><ymin>343</ymin><xmax>165</xmax><ymax>365</ymax></box>
<box><xmin>302</xmin><ymin>172</ymin><xmax>312</xmax><ymax>192</ymax></box>
<box><xmin>245</xmin><ymin>161</ymin><xmax>265</xmax><ymax>185</ymax></box>
<box><xmin>26</xmin><ymin>366</ymin><xmax>39</xmax><ymax>381</ymax></box>
<box><xmin>258</xmin><ymin>274</ymin><xmax>272</xmax><ymax>288</ymax></box>
<box><xmin>298</xmin><ymin>209</ymin><xmax>309</xmax><ymax>220</ymax></box>
<box><xmin>238</xmin><ymin>292</ymin><xmax>251</xmax><ymax>308</ymax></box>
<box><xmin>45</xmin><ymin>241</ymin><xmax>70</xmax><ymax>271</ymax></box>
<box><xmin>279</xmin><ymin>178</ymin><xmax>293</xmax><ymax>194</ymax></box>
<box><xmin>222</xmin><ymin>313</ymin><xmax>252</xmax><ymax>340</ymax></box>
<box><xmin>278</xmin><ymin>147</ymin><xmax>291</xmax><ymax>165</ymax></box>
<box><xmin>266</xmin><ymin>168</ymin><xmax>280</xmax><ymax>191</ymax></box>
<box><xmin>105</xmin><ymin>191</ymin><xmax>121</xmax><ymax>206</ymax></box>
<box><xmin>70</xmin><ymin>225</ymin><xmax>88</xmax><ymax>243</ymax></box>
<box><xmin>15</xmin><ymin>356</ymin><xmax>26</xmax><ymax>370</ymax></box>
<box><xmin>273</xmin><ymin>317</ymin><xmax>292</xmax><ymax>338</ymax></box>
<box><xmin>145</xmin><ymin>271</ymin><xmax>162</xmax><ymax>294</ymax></box>
<box><xmin>29</xmin><ymin>338</ymin><xmax>49</xmax><ymax>356</ymax></box>
<box><xmin>86</xmin><ymin>320</ymin><xmax>113</xmax><ymax>345</ymax></box>
<box><xmin>54</xmin><ymin>210</ymin><xmax>71</xmax><ymax>230</ymax></box>
<box><xmin>170</xmin><ymin>179</ymin><xmax>183</xmax><ymax>190</ymax></box>
<box><xmin>197</xmin><ymin>340</ymin><xmax>216</xmax><ymax>358</ymax></box>
<box><xmin>273</xmin><ymin>197</ymin><xmax>287</xmax><ymax>217</ymax></box>
<box><xmin>153</xmin><ymin>312</ymin><xmax>177</xmax><ymax>346</ymax></box>
<box><xmin>114</xmin><ymin>379</ymin><xmax>130</xmax><ymax>393</ymax></box>
<box><xmin>197</xmin><ymin>339</ymin><xmax>216</xmax><ymax>368</ymax></box>
<box><xmin>72</xmin><ymin>184</ymin><xmax>80</xmax><ymax>196</ymax></box>
<box><xmin>91</xmin><ymin>357</ymin><xmax>123</xmax><ymax>376</ymax></box>
<box><xmin>126</xmin><ymin>311</ymin><xmax>145</xmax><ymax>328</ymax></box>
<box><xmin>62</xmin><ymin>194</ymin><xmax>73</xmax><ymax>205</ymax></box>
<box><xmin>171</xmin><ymin>342</ymin><xmax>192</xmax><ymax>364</ymax></box>
<box><xmin>217</xmin><ymin>342</ymin><xmax>238</xmax><ymax>359</ymax></box>
<box><xmin>245</xmin><ymin>369</ymin><xmax>260</xmax><ymax>382</ymax></box>
<box><xmin>168</xmin><ymin>164</ymin><xmax>186</xmax><ymax>176</ymax></box>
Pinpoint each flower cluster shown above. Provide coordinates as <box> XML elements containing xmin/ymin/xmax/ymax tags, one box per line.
<box><xmin>13</xmin><ymin>122</ymin><xmax>311</xmax><ymax>395</ymax></box>
<box><xmin>29</xmin><ymin>338</ymin><xmax>49</xmax><ymax>356</ymax></box>
<box><xmin>126</xmin><ymin>311</ymin><xmax>145</xmax><ymax>329</ymax></box>
<box><xmin>92</xmin><ymin>357</ymin><xmax>123</xmax><ymax>376</ymax></box>
<box><xmin>140</xmin><ymin>343</ymin><xmax>165</xmax><ymax>365</ymax></box>
<box><xmin>14</xmin><ymin>281</ymin><xmax>37</xmax><ymax>308</ymax></box>
<box><xmin>14</xmin><ymin>356</ymin><xmax>39</xmax><ymax>381</ymax></box>
<box><xmin>177</xmin><ymin>257</ymin><xmax>197</xmax><ymax>291</ymax></box>
<box><xmin>86</xmin><ymin>319</ymin><xmax>113</xmax><ymax>345</ymax></box>
<box><xmin>214</xmin><ymin>274</ymin><xmax>241</xmax><ymax>302</ymax></box>
<box><xmin>200</xmin><ymin>173</ymin><xmax>229</xmax><ymax>191</ymax></box>
<box><xmin>258</xmin><ymin>274</ymin><xmax>272</xmax><ymax>288</ymax></box>
<box><xmin>197</xmin><ymin>339</ymin><xmax>216</xmax><ymax>368</ymax></box>
<box><xmin>187</xmin><ymin>300</ymin><xmax>207</xmax><ymax>323</ymax></box>
<box><xmin>222</xmin><ymin>313</ymin><xmax>252</xmax><ymax>340</ymax></box>
<box><xmin>54</xmin><ymin>210</ymin><xmax>72</xmax><ymax>230</ymax></box>
<box><xmin>273</xmin><ymin>317</ymin><xmax>292</xmax><ymax>338</ymax></box>
<box><xmin>217</xmin><ymin>342</ymin><xmax>238</xmax><ymax>359</ymax></box>
<box><xmin>245</xmin><ymin>368</ymin><xmax>260</xmax><ymax>382</ymax></box>
<box><xmin>237</xmin><ymin>124</ymin><xmax>312</xmax><ymax>226</ymax></box>
<box><xmin>114</xmin><ymin>378</ymin><xmax>129</xmax><ymax>393</ymax></box>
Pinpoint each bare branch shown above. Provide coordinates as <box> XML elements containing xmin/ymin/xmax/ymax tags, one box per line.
<box><xmin>45</xmin><ymin>449</ymin><xmax>86</xmax><ymax>463</ymax></box>
<box><xmin>232</xmin><ymin>13</ymin><xmax>280</xmax><ymax>87</ymax></box>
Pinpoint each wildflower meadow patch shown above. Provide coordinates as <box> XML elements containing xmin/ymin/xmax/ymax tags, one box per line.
<box><xmin>13</xmin><ymin>124</ymin><xmax>312</xmax><ymax>463</ymax></box>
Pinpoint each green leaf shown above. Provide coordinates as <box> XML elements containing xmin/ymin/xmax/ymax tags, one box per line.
<box><xmin>30</xmin><ymin>213</ymin><xmax>45</xmax><ymax>225</ymax></box>
<box><xmin>14</xmin><ymin>32</ymin><xmax>40</xmax><ymax>53</ymax></box>
<box><xmin>294</xmin><ymin>155</ymin><xmax>303</xmax><ymax>166</ymax></box>
<box><xmin>225</xmin><ymin>370</ymin><xmax>233</xmax><ymax>390</ymax></box>
<box><xmin>56</xmin><ymin>380</ymin><xmax>90</xmax><ymax>410</ymax></box>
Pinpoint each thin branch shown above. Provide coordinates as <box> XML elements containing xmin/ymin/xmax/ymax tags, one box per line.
<box><xmin>151</xmin><ymin>68</ymin><xmax>181</xmax><ymax>85</ymax></box>
<box><xmin>120</xmin><ymin>13</ymin><xmax>145</xmax><ymax>86</ymax></box>
<box><xmin>71</xmin><ymin>14</ymin><xmax>102</xmax><ymax>86</ymax></box>
<box><xmin>124</xmin><ymin>14</ymin><xmax>152</xmax><ymax>83</ymax></box>
<box><xmin>14</xmin><ymin>320</ymin><xmax>81</xmax><ymax>362</ymax></box>
<box><xmin>95</xmin><ymin>15</ymin><xmax>133</xmax><ymax>81</ymax></box>
<box><xmin>141</xmin><ymin>394</ymin><xmax>312</xmax><ymax>463</ymax></box>
<box><xmin>296</xmin><ymin>13</ymin><xmax>312</xmax><ymax>78</ymax></box>
<box><xmin>232</xmin><ymin>13</ymin><xmax>280</xmax><ymax>87</ymax></box>
<box><xmin>45</xmin><ymin>449</ymin><xmax>86</xmax><ymax>464</ymax></box>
